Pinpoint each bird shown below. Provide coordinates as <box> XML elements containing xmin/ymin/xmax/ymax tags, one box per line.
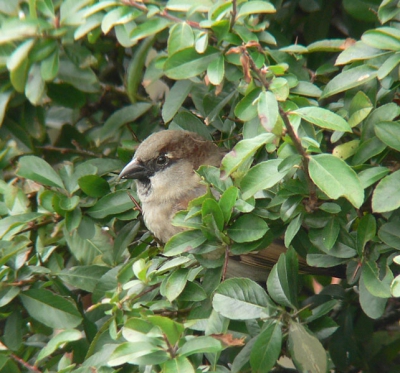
<box><xmin>119</xmin><ymin>129</ymin><xmax>344</xmax><ymax>280</ymax></box>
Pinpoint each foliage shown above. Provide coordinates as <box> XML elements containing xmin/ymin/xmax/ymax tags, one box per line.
<box><xmin>0</xmin><ymin>0</ymin><xmax>400</xmax><ymax>372</ymax></box>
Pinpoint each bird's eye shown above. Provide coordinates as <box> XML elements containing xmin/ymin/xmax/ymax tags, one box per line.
<box><xmin>156</xmin><ymin>154</ymin><xmax>168</xmax><ymax>166</ymax></box>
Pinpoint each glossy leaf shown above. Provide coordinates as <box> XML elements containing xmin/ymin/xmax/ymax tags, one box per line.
<box><xmin>87</xmin><ymin>190</ymin><xmax>134</xmax><ymax>219</ymax></box>
<box><xmin>292</xmin><ymin>107</ymin><xmax>351</xmax><ymax>132</ymax></box>
<box><xmin>309</xmin><ymin>154</ymin><xmax>364</xmax><ymax>208</ymax></box>
<box><xmin>228</xmin><ymin>214</ymin><xmax>269</xmax><ymax>243</ymax></box>
<box><xmin>288</xmin><ymin>321</ymin><xmax>327</xmax><ymax>373</ymax></box>
<box><xmin>164</xmin><ymin>47</ymin><xmax>219</xmax><ymax>79</ymax></box>
<box><xmin>375</xmin><ymin>121</ymin><xmax>400</xmax><ymax>152</ymax></box>
<box><xmin>162</xmin><ymin>80</ymin><xmax>193</xmax><ymax>123</ymax></box>
<box><xmin>240</xmin><ymin>159</ymin><xmax>288</xmax><ymax>200</ymax></box>
<box><xmin>250</xmin><ymin>321</ymin><xmax>282</xmax><ymax>373</ymax></box>
<box><xmin>17</xmin><ymin>156</ymin><xmax>65</xmax><ymax>189</ymax></box>
<box><xmin>19</xmin><ymin>289</ymin><xmax>82</xmax><ymax>329</ymax></box>
<box><xmin>213</xmin><ymin>278</ymin><xmax>274</xmax><ymax>320</ymax></box>
<box><xmin>221</xmin><ymin>133</ymin><xmax>275</xmax><ymax>178</ymax></box>
<box><xmin>372</xmin><ymin>170</ymin><xmax>400</xmax><ymax>213</ymax></box>
<box><xmin>266</xmin><ymin>247</ymin><xmax>298</xmax><ymax>309</ymax></box>
<box><xmin>164</xmin><ymin>230</ymin><xmax>207</xmax><ymax>256</ymax></box>
<box><xmin>321</xmin><ymin>65</ymin><xmax>377</xmax><ymax>98</ymax></box>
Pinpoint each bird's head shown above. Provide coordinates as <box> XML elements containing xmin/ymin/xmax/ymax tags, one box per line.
<box><xmin>119</xmin><ymin>130</ymin><xmax>222</xmax><ymax>204</ymax></box>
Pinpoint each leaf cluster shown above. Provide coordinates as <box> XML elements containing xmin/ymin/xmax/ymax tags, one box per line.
<box><xmin>1</xmin><ymin>0</ymin><xmax>400</xmax><ymax>372</ymax></box>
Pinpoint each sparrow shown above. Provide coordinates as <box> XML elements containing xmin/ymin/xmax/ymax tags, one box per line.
<box><xmin>119</xmin><ymin>130</ymin><xmax>224</xmax><ymax>243</ymax></box>
<box><xmin>119</xmin><ymin>129</ymin><xmax>344</xmax><ymax>279</ymax></box>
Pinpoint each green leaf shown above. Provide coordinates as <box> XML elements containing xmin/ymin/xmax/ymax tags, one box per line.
<box><xmin>170</xmin><ymin>111</ymin><xmax>213</xmax><ymax>140</ymax></box>
<box><xmin>358</xmin><ymin>167</ymin><xmax>390</xmax><ymax>189</ymax></box>
<box><xmin>284</xmin><ymin>213</ymin><xmax>303</xmax><ymax>248</ymax></box>
<box><xmin>19</xmin><ymin>289</ymin><xmax>82</xmax><ymax>329</ymax></box>
<box><xmin>321</xmin><ymin>217</ymin><xmax>340</xmax><ymax>251</ymax></box>
<box><xmin>228</xmin><ymin>214</ymin><xmax>268</xmax><ymax>243</ymax></box>
<box><xmin>168</xmin><ymin>22</ymin><xmax>195</xmax><ymax>55</ymax></box>
<box><xmin>58</xmin><ymin>58</ymin><xmax>99</xmax><ymax>93</ymax></box>
<box><xmin>335</xmin><ymin>41</ymin><xmax>386</xmax><ymax>65</ymax></box>
<box><xmin>352</xmin><ymin>137</ymin><xmax>386</xmax><ymax>165</ymax></box>
<box><xmin>161</xmin><ymin>268</ymin><xmax>189</xmax><ymax>302</ymax></box>
<box><xmin>378</xmin><ymin>222</ymin><xmax>400</xmax><ymax>250</ymax></box>
<box><xmin>221</xmin><ymin>133</ymin><xmax>275</xmax><ymax>178</ymax></box>
<box><xmin>377</xmin><ymin>52</ymin><xmax>400</xmax><ymax>79</ymax></box>
<box><xmin>0</xmin><ymin>90</ymin><xmax>13</xmax><ymax>126</ymax></box>
<box><xmin>237</xmin><ymin>1</ymin><xmax>275</xmax><ymax>18</ymax></box>
<box><xmin>57</xmin><ymin>265</ymin><xmax>109</xmax><ymax>292</ymax></box>
<box><xmin>332</xmin><ymin>140</ymin><xmax>360</xmax><ymax>160</ymax></box>
<box><xmin>348</xmin><ymin>91</ymin><xmax>373</xmax><ymax>128</ymax></box>
<box><xmin>41</xmin><ymin>48</ymin><xmax>59</xmax><ymax>81</ymax></box>
<box><xmin>207</xmin><ymin>54</ymin><xmax>224</xmax><ymax>85</ymax></box>
<box><xmin>101</xmin><ymin>103</ymin><xmax>152</xmax><ymax>139</ymax></box>
<box><xmin>87</xmin><ymin>190</ymin><xmax>134</xmax><ymax>219</ymax></box>
<box><xmin>78</xmin><ymin>175</ymin><xmax>110</xmax><ymax>197</ymax></box>
<box><xmin>292</xmin><ymin>107</ymin><xmax>351</xmax><ymax>132</ymax></box>
<box><xmin>74</xmin><ymin>13</ymin><xmax>103</xmax><ymax>40</ymax></box>
<box><xmin>213</xmin><ymin>278</ymin><xmax>274</xmax><ymax>320</ymax></box>
<box><xmin>178</xmin><ymin>336</ymin><xmax>222</xmax><ymax>356</ymax></box>
<box><xmin>309</xmin><ymin>154</ymin><xmax>364</xmax><ymax>208</ymax></box>
<box><xmin>37</xmin><ymin>330</ymin><xmax>82</xmax><ymax>362</ymax></box>
<box><xmin>108</xmin><ymin>342</ymin><xmax>168</xmax><ymax>366</ymax></box>
<box><xmin>356</xmin><ymin>214</ymin><xmax>376</xmax><ymax>256</ymax></box>
<box><xmin>321</xmin><ymin>65</ymin><xmax>377</xmax><ymax>98</ymax></box>
<box><xmin>234</xmin><ymin>88</ymin><xmax>261</xmax><ymax>121</ymax></box>
<box><xmin>164</xmin><ymin>230</ymin><xmax>207</xmax><ymax>256</ymax></box>
<box><xmin>391</xmin><ymin>275</ymin><xmax>400</xmax><ymax>297</ymax></box>
<box><xmin>361</xmin><ymin>260</ymin><xmax>392</xmax><ymax>298</ymax></box>
<box><xmin>362</xmin><ymin>27</ymin><xmax>400</xmax><ymax>51</ymax></box>
<box><xmin>257</xmin><ymin>91</ymin><xmax>279</xmax><ymax>132</ymax></box>
<box><xmin>202</xmin><ymin>198</ymin><xmax>224</xmax><ymax>232</ymax></box>
<box><xmin>147</xmin><ymin>315</ymin><xmax>184</xmax><ymax>345</ymax></box>
<box><xmin>219</xmin><ymin>186</ymin><xmax>239</xmax><ymax>223</ymax></box>
<box><xmin>266</xmin><ymin>247</ymin><xmax>298</xmax><ymax>309</ymax></box>
<box><xmin>359</xmin><ymin>275</ymin><xmax>387</xmax><ymax>319</ymax></box>
<box><xmin>164</xmin><ymin>356</ymin><xmax>195</xmax><ymax>373</ymax></box>
<box><xmin>101</xmin><ymin>6</ymin><xmax>141</xmax><ymax>34</ymax></box>
<box><xmin>375</xmin><ymin>121</ymin><xmax>400</xmax><ymax>152</ymax></box>
<box><xmin>270</xmin><ymin>77</ymin><xmax>289</xmax><ymax>101</ymax></box>
<box><xmin>372</xmin><ymin>170</ymin><xmax>400</xmax><ymax>213</ymax></box>
<box><xmin>162</xmin><ymin>80</ymin><xmax>193</xmax><ymax>123</ymax></box>
<box><xmin>17</xmin><ymin>155</ymin><xmax>65</xmax><ymax>189</ymax></box>
<box><xmin>250</xmin><ymin>321</ymin><xmax>282</xmax><ymax>373</ymax></box>
<box><xmin>288</xmin><ymin>321</ymin><xmax>327</xmax><ymax>373</ymax></box>
<box><xmin>113</xmin><ymin>220</ymin><xmax>140</xmax><ymax>262</ymax></box>
<box><xmin>0</xmin><ymin>286</ymin><xmax>20</xmax><ymax>307</ymax></box>
<box><xmin>240</xmin><ymin>159</ymin><xmax>288</xmax><ymax>200</ymax></box>
<box><xmin>130</xmin><ymin>17</ymin><xmax>172</xmax><ymax>43</ymax></box>
<box><xmin>59</xmin><ymin>195</ymin><xmax>80</xmax><ymax>211</ymax></box>
<box><xmin>164</xmin><ymin>47</ymin><xmax>219</xmax><ymax>79</ymax></box>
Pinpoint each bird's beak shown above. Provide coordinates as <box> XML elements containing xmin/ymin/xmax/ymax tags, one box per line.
<box><xmin>119</xmin><ymin>158</ymin><xmax>150</xmax><ymax>180</ymax></box>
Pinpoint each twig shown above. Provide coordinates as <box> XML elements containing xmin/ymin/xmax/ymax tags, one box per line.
<box><xmin>120</xmin><ymin>0</ymin><xmax>204</xmax><ymax>30</ymax></box>
<box><xmin>37</xmin><ymin>145</ymin><xmax>104</xmax><ymax>158</ymax></box>
<box><xmin>10</xmin><ymin>354</ymin><xmax>42</xmax><ymax>373</ymax></box>
<box><xmin>222</xmin><ymin>245</ymin><xmax>230</xmax><ymax>281</ymax></box>
<box><xmin>230</xmin><ymin>0</ymin><xmax>237</xmax><ymax>31</ymax></box>
<box><xmin>127</xmin><ymin>191</ymin><xmax>142</xmax><ymax>213</ymax></box>
<box><xmin>163</xmin><ymin>333</ymin><xmax>177</xmax><ymax>359</ymax></box>
<box><xmin>125</xmin><ymin>124</ymin><xmax>140</xmax><ymax>142</ymax></box>
<box><xmin>16</xmin><ymin>218</ymin><xmax>59</xmax><ymax>235</ymax></box>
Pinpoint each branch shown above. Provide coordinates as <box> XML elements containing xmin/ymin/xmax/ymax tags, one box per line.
<box><xmin>230</xmin><ymin>0</ymin><xmax>237</xmax><ymax>31</ymax></box>
<box><xmin>120</xmin><ymin>0</ymin><xmax>204</xmax><ymax>30</ymax></box>
<box><xmin>37</xmin><ymin>145</ymin><xmax>105</xmax><ymax>158</ymax></box>
<box><xmin>245</xmin><ymin>51</ymin><xmax>317</xmax><ymax>206</ymax></box>
<box><xmin>10</xmin><ymin>354</ymin><xmax>42</xmax><ymax>373</ymax></box>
